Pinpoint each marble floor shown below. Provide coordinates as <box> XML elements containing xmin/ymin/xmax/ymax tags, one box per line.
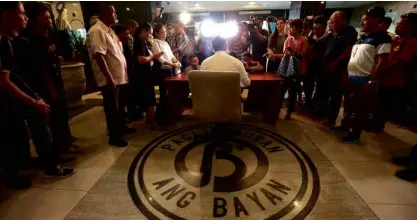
<box><xmin>0</xmin><ymin>96</ymin><xmax>417</xmax><ymax>220</ymax></box>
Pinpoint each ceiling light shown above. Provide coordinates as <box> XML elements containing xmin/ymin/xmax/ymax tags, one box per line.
<box><xmin>321</xmin><ymin>1</ymin><xmax>324</xmax><ymax>4</ymax></box>
<box><xmin>72</xmin><ymin>3</ymin><xmax>77</xmax><ymax>6</ymax></box>
<box><xmin>249</xmin><ymin>2</ymin><xmax>255</xmax><ymax>5</ymax></box>
<box><xmin>195</xmin><ymin>3</ymin><xmax>200</xmax><ymax>7</ymax></box>
<box><xmin>126</xmin><ymin>7</ymin><xmax>130</xmax><ymax>11</ymax></box>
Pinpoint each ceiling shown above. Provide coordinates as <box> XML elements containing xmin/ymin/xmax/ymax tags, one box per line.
<box><xmin>161</xmin><ymin>1</ymin><xmax>374</xmax><ymax>13</ymax></box>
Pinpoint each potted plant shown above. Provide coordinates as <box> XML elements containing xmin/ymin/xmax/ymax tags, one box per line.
<box><xmin>61</xmin><ymin>30</ymin><xmax>87</xmax><ymax>108</ymax></box>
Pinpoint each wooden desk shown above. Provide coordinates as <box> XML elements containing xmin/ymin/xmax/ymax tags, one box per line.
<box><xmin>161</xmin><ymin>72</ymin><xmax>284</xmax><ymax>124</ymax></box>
<box><xmin>164</xmin><ymin>72</ymin><xmax>283</xmax><ymax>82</ymax></box>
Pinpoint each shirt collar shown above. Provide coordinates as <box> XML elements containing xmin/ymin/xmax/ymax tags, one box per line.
<box><xmin>96</xmin><ymin>19</ymin><xmax>111</xmax><ymax>32</ymax></box>
<box><xmin>215</xmin><ymin>51</ymin><xmax>228</xmax><ymax>55</ymax></box>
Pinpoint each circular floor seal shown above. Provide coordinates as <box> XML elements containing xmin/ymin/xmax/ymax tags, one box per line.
<box><xmin>128</xmin><ymin>123</ymin><xmax>320</xmax><ymax>219</ymax></box>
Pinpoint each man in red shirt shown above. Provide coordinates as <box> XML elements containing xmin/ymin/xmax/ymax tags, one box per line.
<box><xmin>388</xmin><ymin>13</ymin><xmax>417</xmax><ymax>181</ymax></box>
<box><xmin>370</xmin><ymin>13</ymin><xmax>417</xmax><ymax>132</ymax></box>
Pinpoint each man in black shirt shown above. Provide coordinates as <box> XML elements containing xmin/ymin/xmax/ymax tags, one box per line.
<box><xmin>320</xmin><ymin>11</ymin><xmax>358</xmax><ymax>128</ymax></box>
<box><xmin>304</xmin><ymin>16</ymin><xmax>328</xmax><ymax>113</ymax></box>
<box><xmin>248</xmin><ymin>17</ymin><xmax>269</xmax><ymax>67</ymax></box>
<box><xmin>115</xmin><ymin>24</ymin><xmax>141</xmax><ymax>122</ymax></box>
<box><xmin>0</xmin><ymin>2</ymin><xmax>73</xmax><ymax>189</ymax></box>
<box><xmin>23</xmin><ymin>2</ymin><xmax>81</xmax><ymax>157</ymax></box>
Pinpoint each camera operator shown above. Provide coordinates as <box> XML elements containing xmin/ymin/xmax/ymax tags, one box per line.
<box><xmin>248</xmin><ymin>17</ymin><xmax>269</xmax><ymax>67</ymax></box>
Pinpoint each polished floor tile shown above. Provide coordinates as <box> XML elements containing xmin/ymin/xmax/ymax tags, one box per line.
<box><xmin>333</xmin><ymin>161</ymin><xmax>417</xmax><ymax>205</ymax></box>
<box><xmin>0</xmin><ymin>188</ymin><xmax>86</xmax><ymax>220</ymax></box>
<box><xmin>369</xmin><ymin>204</ymin><xmax>417</xmax><ymax>220</ymax></box>
<box><xmin>3</xmin><ymin>104</ymin><xmax>417</xmax><ymax>220</ymax></box>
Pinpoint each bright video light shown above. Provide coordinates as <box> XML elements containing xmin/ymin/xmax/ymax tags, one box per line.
<box><xmin>218</xmin><ymin>22</ymin><xmax>238</xmax><ymax>38</ymax></box>
<box><xmin>201</xmin><ymin>20</ymin><xmax>238</xmax><ymax>38</ymax></box>
<box><xmin>200</xmin><ymin>19</ymin><xmax>216</xmax><ymax>37</ymax></box>
<box><xmin>180</xmin><ymin>12</ymin><xmax>191</xmax><ymax>24</ymax></box>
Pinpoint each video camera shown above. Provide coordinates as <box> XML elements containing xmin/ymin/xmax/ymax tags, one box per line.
<box><xmin>247</xmin><ymin>13</ymin><xmax>259</xmax><ymax>30</ymax></box>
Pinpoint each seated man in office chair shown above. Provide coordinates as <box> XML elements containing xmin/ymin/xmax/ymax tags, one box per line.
<box><xmin>200</xmin><ymin>36</ymin><xmax>251</xmax><ymax>88</ymax></box>
<box><xmin>241</xmin><ymin>51</ymin><xmax>264</xmax><ymax>73</ymax></box>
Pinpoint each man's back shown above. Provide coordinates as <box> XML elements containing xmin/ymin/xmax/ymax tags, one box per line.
<box><xmin>200</xmin><ymin>51</ymin><xmax>251</xmax><ymax>87</ymax></box>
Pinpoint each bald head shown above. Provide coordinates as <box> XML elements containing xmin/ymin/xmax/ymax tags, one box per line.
<box><xmin>329</xmin><ymin>11</ymin><xmax>346</xmax><ymax>33</ymax></box>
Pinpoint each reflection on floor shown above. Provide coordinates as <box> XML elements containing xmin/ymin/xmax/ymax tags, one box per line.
<box><xmin>0</xmin><ymin>95</ymin><xmax>417</xmax><ymax>220</ymax></box>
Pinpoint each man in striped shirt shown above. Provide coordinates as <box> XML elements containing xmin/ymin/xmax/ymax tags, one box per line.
<box><xmin>167</xmin><ymin>22</ymin><xmax>189</xmax><ymax>65</ymax></box>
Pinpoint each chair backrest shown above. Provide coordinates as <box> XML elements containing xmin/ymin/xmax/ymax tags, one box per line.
<box><xmin>188</xmin><ymin>70</ymin><xmax>242</xmax><ymax>122</ymax></box>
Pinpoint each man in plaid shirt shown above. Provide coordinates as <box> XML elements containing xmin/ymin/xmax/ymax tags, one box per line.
<box><xmin>167</xmin><ymin>22</ymin><xmax>189</xmax><ymax>64</ymax></box>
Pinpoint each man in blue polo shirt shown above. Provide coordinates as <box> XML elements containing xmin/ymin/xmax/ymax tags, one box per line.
<box><xmin>342</xmin><ymin>7</ymin><xmax>392</xmax><ymax>143</ymax></box>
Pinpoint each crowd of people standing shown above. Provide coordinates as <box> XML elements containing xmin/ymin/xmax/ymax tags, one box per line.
<box><xmin>1</xmin><ymin>1</ymin><xmax>417</xmax><ymax>190</ymax></box>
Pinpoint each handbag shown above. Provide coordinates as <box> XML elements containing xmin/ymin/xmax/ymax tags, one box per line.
<box><xmin>276</xmin><ymin>54</ymin><xmax>300</xmax><ymax>79</ymax></box>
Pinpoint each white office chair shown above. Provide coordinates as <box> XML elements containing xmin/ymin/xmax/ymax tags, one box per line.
<box><xmin>188</xmin><ymin>70</ymin><xmax>242</xmax><ymax>122</ymax></box>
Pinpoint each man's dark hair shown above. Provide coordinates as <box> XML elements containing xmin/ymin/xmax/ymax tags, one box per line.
<box><xmin>382</xmin><ymin>16</ymin><xmax>392</xmax><ymax>26</ymax></box>
<box><xmin>24</xmin><ymin>2</ymin><xmax>50</xmax><ymax>23</ymax></box>
<box><xmin>0</xmin><ymin>1</ymin><xmax>21</xmax><ymax>19</ymax></box>
<box><xmin>153</xmin><ymin>23</ymin><xmax>165</xmax><ymax>38</ymax></box>
<box><xmin>0</xmin><ymin>1</ymin><xmax>21</xmax><ymax>13</ymax></box>
<box><xmin>98</xmin><ymin>3</ymin><xmax>113</xmax><ymax>16</ymax></box>
<box><xmin>127</xmin><ymin>19</ymin><xmax>138</xmax><ymax>26</ymax></box>
<box><xmin>242</xmin><ymin>51</ymin><xmax>252</xmax><ymax>58</ymax></box>
<box><xmin>401</xmin><ymin>12</ymin><xmax>417</xmax><ymax>36</ymax></box>
<box><xmin>313</xmin><ymin>16</ymin><xmax>327</xmax><ymax>26</ymax></box>
<box><xmin>365</xmin><ymin>6</ymin><xmax>385</xmax><ymax>20</ymax></box>
<box><xmin>134</xmin><ymin>23</ymin><xmax>152</xmax><ymax>39</ymax></box>
<box><xmin>188</xmin><ymin>54</ymin><xmax>198</xmax><ymax>62</ymax></box>
<box><xmin>334</xmin><ymin>10</ymin><xmax>346</xmax><ymax>21</ymax></box>
<box><xmin>303</xmin><ymin>18</ymin><xmax>313</xmax><ymax>28</ymax></box>
<box><xmin>256</xmin><ymin>17</ymin><xmax>264</xmax><ymax>22</ymax></box>
<box><xmin>212</xmin><ymin>36</ymin><xmax>227</xmax><ymax>51</ymax></box>
<box><xmin>115</xmin><ymin>24</ymin><xmax>128</xmax><ymax>35</ymax></box>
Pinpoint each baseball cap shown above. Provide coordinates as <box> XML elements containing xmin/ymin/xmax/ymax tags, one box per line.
<box><xmin>366</xmin><ymin>6</ymin><xmax>386</xmax><ymax>19</ymax></box>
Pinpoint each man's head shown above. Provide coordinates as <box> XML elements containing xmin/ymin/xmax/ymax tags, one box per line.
<box><xmin>25</xmin><ymin>2</ymin><xmax>52</xmax><ymax>33</ymax></box>
<box><xmin>212</xmin><ymin>36</ymin><xmax>227</xmax><ymax>52</ymax></box>
<box><xmin>126</xmin><ymin>19</ymin><xmax>138</xmax><ymax>35</ymax></box>
<box><xmin>174</xmin><ymin>22</ymin><xmax>185</xmax><ymax>34</ymax></box>
<box><xmin>256</xmin><ymin>17</ymin><xmax>263</xmax><ymax>29</ymax></box>
<box><xmin>189</xmin><ymin>55</ymin><xmax>199</xmax><ymax>68</ymax></box>
<box><xmin>361</xmin><ymin>6</ymin><xmax>385</xmax><ymax>34</ymax></box>
<box><xmin>329</xmin><ymin>11</ymin><xmax>346</xmax><ymax>33</ymax></box>
<box><xmin>98</xmin><ymin>3</ymin><xmax>117</xmax><ymax>26</ymax></box>
<box><xmin>0</xmin><ymin>1</ymin><xmax>28</xmax><ymax>33</ymax></box>
<box><xmin>313</xmin><ymin>16</ymin><xmax>327</xmax><ymax>38</ymax></box>
<box><xmin>302</xmin><ymin>18</ymin><xmax>313</xmax><ymax>35</ymax></box>
<box><xmin>242</xmin><ymin>51</ymin><xmax>253</xmax><ymax>63</ymax></box>
<box><xmin>166</xmin><ymin>23</ymin><xmax>174</xmax><ymax>35</ymax></box>
<box><xmin>115</xmin><ymin>24</ymin><xmax>129</xmax><ymax>41</ymax></box>
<box><xmin>395</xmin><ymin>13</ymin><xmax>417</xmax><ymax>37</ymax></box>
<box><xmin>380</xmin><ymin>16</ymin><xmax>392</xmax><ymax>31</ymax></box>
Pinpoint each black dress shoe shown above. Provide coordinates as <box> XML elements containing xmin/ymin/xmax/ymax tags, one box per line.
<box><xmin>45</xmin><ymin>166</ymin><xmax>74</xmax><ymax>178</ymax></box>
<box><xmin>109</xmin><ymin>138</ymin><xmax>128</xmax><ymax>147</ymax></box>
<box><xmin>392</xmin><ymin>156</ymin><xmax>413</xmax><ymax>167</ymax></box>
<box><xmin>395</xmin><ymin>168</ymin><xmax>417</xmax><ymax>182</ymax></box>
